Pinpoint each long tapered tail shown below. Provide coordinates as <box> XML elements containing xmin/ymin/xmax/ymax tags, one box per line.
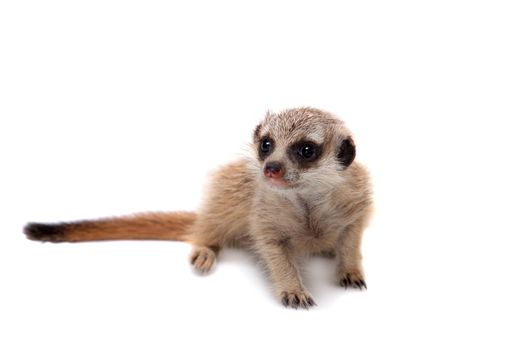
<box><xmin>23</xmin><ymin>211</ymin><xmax>197</xmax><ymax>243</ymax></box>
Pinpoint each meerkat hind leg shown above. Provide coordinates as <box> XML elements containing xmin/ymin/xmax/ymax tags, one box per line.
<box><xmin>190</xmin><ymin>245</ymin><xmax>219</xmax><ymax>274</ymax></box>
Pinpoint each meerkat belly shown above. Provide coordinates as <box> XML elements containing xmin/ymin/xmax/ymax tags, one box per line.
<box><xmin>296</xmin><ymin>215</ymin><xmax>342</xmax><ymax>253</ymax></box>
<box><xmin>295</xmin><ymin>230</ymin><xmax>339</xmax><ymax>254</ymax></box>
<box><xmin>283</xmin><ymin>196</ymin><xmax>344</xmax><ymax>254</ymax></box>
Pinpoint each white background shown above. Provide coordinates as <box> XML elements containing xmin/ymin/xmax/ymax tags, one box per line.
<box><xmin>1</xmin><ymin>1</ymin><xmax>524</xmax><ymax>349</ymax></box>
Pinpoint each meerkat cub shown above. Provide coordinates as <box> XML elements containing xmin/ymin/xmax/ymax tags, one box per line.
<box><xmin>25</xmin><ymin>107</ymin><xmax>373</xmax><ymax>309</ymax></box>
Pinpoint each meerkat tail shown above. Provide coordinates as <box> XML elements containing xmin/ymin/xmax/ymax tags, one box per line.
<box><xmin>23</xmin><ymin>211</ymin><xmax>197</xmax><ymax>243</ymax></box>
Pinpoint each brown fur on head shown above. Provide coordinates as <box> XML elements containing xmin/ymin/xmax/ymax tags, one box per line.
<box><xmin>252</xmin><ymin>107</ymin><xmax>356</xmax><ymax>192</ymax></box>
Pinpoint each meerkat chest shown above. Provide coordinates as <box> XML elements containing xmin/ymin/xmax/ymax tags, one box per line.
<box><xmin>256</xmin><ymin>192</ymin><xmax>345</xmax><ymax>249</ymax></box>
<box><xmin>292</xmin><ymin>196</ymin><xmax>346</xmax><ymax>242</ymax></box>
<box><xmin>305</xmin><ymin>205</ymin><xmax>342</xmax><ymax>236</ymax></box>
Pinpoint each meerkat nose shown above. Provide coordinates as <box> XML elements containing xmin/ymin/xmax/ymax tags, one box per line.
<box><xmin>264</xmin><ymin>162</ymin><xmax>284</xmax><ymax>178</ymax></box>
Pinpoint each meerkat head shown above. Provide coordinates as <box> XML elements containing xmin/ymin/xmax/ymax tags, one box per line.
<box><xmin>252</xmin><ymin>107</ymin><xmax>356</xmax><ymax>193</ymax></box>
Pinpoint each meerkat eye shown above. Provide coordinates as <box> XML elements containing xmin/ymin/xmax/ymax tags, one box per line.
<box><xmin>298</xmin><ymin>143</ymin><xmax>316</xmax><ymax>159</ymax></box>
<box><xmin>260</xmin><ymin>138</ymin><xmax>272</xmax><ymax>154</ymax></box>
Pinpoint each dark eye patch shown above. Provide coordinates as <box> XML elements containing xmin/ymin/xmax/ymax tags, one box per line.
<box><xmin>288</xmin><ymin>140</ymin><xmax>323</xmax><ymax>168</ymax></box>
<box><xmin>298</xmin><ymin>143</ymin><xmax>316</xmax><ymax>159</ymax></box>
<box><xmin>258</xmin><ymin>135</ymin><xmax>274</xmax><ymax>160</ymax></box>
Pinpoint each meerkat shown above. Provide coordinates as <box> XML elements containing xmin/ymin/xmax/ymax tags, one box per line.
<box><xmin>24</xmin><ymin>107</ymin><xmax>373</xmax><ymax>309</ymax></box>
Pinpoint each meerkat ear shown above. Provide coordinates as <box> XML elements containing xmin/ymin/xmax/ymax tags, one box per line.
<box><xmin>337</xmin><ymin>137</ymin><xmax>356</xmax><ymax>168</ymax></box>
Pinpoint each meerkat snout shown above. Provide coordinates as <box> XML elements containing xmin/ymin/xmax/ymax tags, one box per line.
<box><xmin>263</xmin><ymin>162</ymin><xmax>284</xmax><ymax>178</ymax></box>
<box><xmin>263</xmin><ymin>161</ymin><xmax>290</xmax><ymax>188</ymax></box>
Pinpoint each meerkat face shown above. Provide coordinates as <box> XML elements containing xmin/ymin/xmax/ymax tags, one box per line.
<box><xmin>252</xmin><ymin>107</ymin><xmax>356</xmax><ymax>193</ymax></box>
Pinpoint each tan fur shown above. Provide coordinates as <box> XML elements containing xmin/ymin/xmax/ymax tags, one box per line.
<box><xmin>24</xmin><ymin>107</ymin><xmax>373</xmax><ymax>308</ymax></box>
<box><xmin>26</xmin><ymin>212</ymin><xmax>197</xmax><ymax>242</ymax></box>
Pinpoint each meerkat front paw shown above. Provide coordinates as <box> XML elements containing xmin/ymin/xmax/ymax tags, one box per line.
<box><xmin>280</xmin><ymin>290</ymin><xmax>316</xmax><ymax>309</ymax></box>
<box><xmin>190</xmin><ymin>246</ymin><xmax>217</xmax><ymax>274</ymax></box>
<box><xmin>338</xmin><ymin>269</ymin><xmax>367</xmax><ymax>290</ymax></box>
